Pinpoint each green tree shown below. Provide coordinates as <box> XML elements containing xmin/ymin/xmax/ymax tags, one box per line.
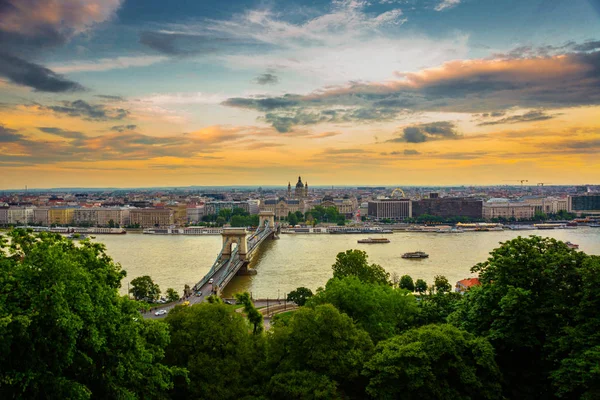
<box><xmin>164</xmin><ymin>303</ymin><xmax>265</xmax><ymax>399</ymax></box>
<box><xmin>108</xmin><ymin>219</ymin><xmax>115</xmax><ymax>228</ymax></box>
<box><xmin>0</xmin><ymin>229</ymin><xmax>176</xmax><ymax>399</ymax></box>
<box><xmin>232</xmin><ymin>207</ymin><xmax>249</xmax><ymax>217</ymax></box>
<box><xmin>331</xmin><ymin>249</ymin><xmax>389</xmax><ymax>285</ymax></box>
<box><xmin>267</xmin><ymin>370</ymin><xmax>339</xmax><ymax>400</ymax></box>
<box><xmin>414</xmin><ymin>279</ymin><xmax>427</xmax><ymax>294</ymax></box>
<box><xmin>288</xmin><ymin>212</ymin><xmax>299</xmax><ymax>226</ymax></box>
<box><xmin>433</xmin><ymin>275</ymin><xmax>451</xmax><ymax>293</ymax></box>
<box><xmin>287</xmin><ymin>287</ymin><xmax>314</xmax><ymax>306</ymax></box>
<box><xmin>129</xmin><ymin>275</ymin><xmax>161</xmax><ymax>302</ymax></box>
<box><xmin>206</xmin><ymin>294</ymin><xmax>223</xmax><ymax>303</ymax></box>
<box><xmin>295</xmin><ymin>211</ymin><xmax>304</xmax><ymax>222</ymax></box>
<box><xmin>219</xmin><ymin>208</ymin><xmax>233</xmax><ymax>221</ymax></box>
<box><xmin>399</xmin><ymin>275</ymin><xmax>415</xmax><ymax>292</ymax></box>
<box><xmin>364</xmin><ymin>324</ymin><xmax>502</xmax><ymax>400</ymax></box>
<box><xmin>449</xmin><ymin>236</ymin><xmax>592</xmax><ymax>400</ymax></box>
<box><xmin>309</xmin><ymin>276</ymin><xmax>419</xmax><ymax>342</ymax></box>
<box><xmin>166</xmin><ymin>287</ymin><xmax>179</xmax><ymax>302</ymax></box>
<box><xmin>268</xmin><ymin>304</ymin><xmax>374</xmax><ymax>396</ymax></box>
<box><xmin>235</xmin><ymin>292</ymin><xmax>263</xmax><ymax>334</ymax></box>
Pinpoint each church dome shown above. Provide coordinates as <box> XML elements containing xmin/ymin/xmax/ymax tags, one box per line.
<box><xmin>295</xmin><ymin>176</ymin><xmax>304</xmax><ymax>188</ymax></box>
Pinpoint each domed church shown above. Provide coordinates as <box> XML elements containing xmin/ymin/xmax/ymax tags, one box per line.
<box><xmin>288</xmin><ymin>176</ymin><xmax>308</xmax><ymax>199</ymax></box>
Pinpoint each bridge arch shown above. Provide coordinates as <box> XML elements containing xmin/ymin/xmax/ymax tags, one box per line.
<box><xmin>259</xmin><ymin>210</ymin><xmax>275</xmax><ymax>229</ymax></box>
<box><xmin>222</xmin><ymin>228</ymin><xmax>248</xmax><ymax>260</ymax></box>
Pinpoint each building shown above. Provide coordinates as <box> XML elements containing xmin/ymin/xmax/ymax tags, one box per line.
<box><xmin>568</xmin><ymin>194</ymin><xmax>600</xmax><ymax>216</ymax></box>
<box><xmin>48</xmin><ymin>207</ymin><xmax>75</xmax><ymax>225</ymax></box>
<box><xmin>74</xmin><ymin>208</ymin><xmax>98</xmax><ymax>225</ymax></box>
<box><xmin>483</xmin><ymin>199</ymin><xmax>536</xmax><ymax>220</ymax></box>
<box><xmin>261</xmin><ymin>198</ymin><xmax>304</xmax><ymax>220</ymax></box>
<box><xmin>367</xmin><ymin>199</ymin><xmax>412</xmax><ymax>220</ymax></box>
<box><xmin>455</xmin><ymin>278</ymin><xmax>481</xmax><ymax>293</ymax></box>
<box><xmin>0</xmin><ymin>206</ymin><xmax>9</xmax><ymax>225</ymax></box>
<box><xmin>7</xmin><ymin>206</ymin><xmax>35</xmax><ymax>225</ymax></box>
<box><xmin>130</xmin><ymin>208</ymin><xmax>174</xmax><ymax>228</ymax></box>
<box><xmin>33</xmin><ymin>208</ymin><xmax>49</xmax><ymax>226</ymax></box>
<box><xmin>288</xmin><ymin>176</ymin><xmax>308</xmax><ymax>199</ymax></box>
<box><xmin>319</xmin><ymin>195</ymin><xmax>358</xmax><ymax>219</ymax></box>
<box><xmin>187</xmin><ymin>206</ymin><xmax>205</xmax><ymax>223</ymax></box>
<box><xmin>520</xmin><ymin>196</ymin><xmax>568</xmax><ymax>214</ymax></box>
<box><xmin>412</xmin><ymin>198</ymin><xmax>483</xmax><ymax>219</ymax></box>
<box><xmin>205</xmin><ymin>201</ymin><xmax>252</xmax><ymax>216</ymax></box>
<box><xmin>97</xmin><ymin>208</ymin><xmax>130</xmax><ymax>227</ymax></box>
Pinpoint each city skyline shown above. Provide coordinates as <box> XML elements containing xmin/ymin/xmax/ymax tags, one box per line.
<box><xmin>1</xmin><ymin>0</ymin><xmax>600</xmax><ymax>189</ymax></box>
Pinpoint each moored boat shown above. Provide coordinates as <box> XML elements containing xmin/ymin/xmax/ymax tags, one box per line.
<box><xmin>565</xmin><ymin>241</ymin><xmax>579</xmax><ymax>249</ymax></box>
<box><xmin>357</xmin><ymin>238</ymin><xmax>390</xmax><ymax>243</ymax></box>
<box><xmin>402</xmin><ymin>251</ymin><xmax>429</xmax><ymax>259</ymax></box>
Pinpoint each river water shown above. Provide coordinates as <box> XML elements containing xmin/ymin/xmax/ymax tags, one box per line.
<box><xmin>92</xmin><ymin>228</ymin><xmax>600</xmax><ymax>298</ymax></box>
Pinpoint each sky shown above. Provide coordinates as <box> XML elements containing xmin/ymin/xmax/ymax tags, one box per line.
<box><xmin>0</xmin><ymin>0</ymin><xmax>599</xmax><ymax>189</ymax></box>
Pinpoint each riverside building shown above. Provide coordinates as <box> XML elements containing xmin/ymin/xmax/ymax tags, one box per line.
<box><xmin>367</xmin><ymin>199</ymin><xmax>412</xmax><ymax>221</ymax></box>
<box><xmin>568</xmin><ymin>194</ymin><xmax>600</xmax><ymax>216</ymax></box>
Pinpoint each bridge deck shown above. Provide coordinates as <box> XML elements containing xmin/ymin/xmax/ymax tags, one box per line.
<box><xmin>190</xmin><ymin>225</ymin><xmax>274</xmax><ymax>304</ymax></box>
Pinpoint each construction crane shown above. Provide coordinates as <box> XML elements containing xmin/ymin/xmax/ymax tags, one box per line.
<box><xmin>503</xmin><ymin>180</ymin><xmax>528</xmax><ymax>187</ymax></box>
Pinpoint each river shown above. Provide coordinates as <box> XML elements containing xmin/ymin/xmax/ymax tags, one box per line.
<box><xmin>90</xmin><ymin>228</ymin><xmax>600</xmax><ymax>298</ymax></box>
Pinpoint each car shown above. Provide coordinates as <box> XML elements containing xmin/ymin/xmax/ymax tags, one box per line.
<box><xmin>224</xmin><ymin>300</ymin><xmax>234</xmax><ymax>305</ymax></box>
<box><xmin>195</xmin><ymin>291</ymin><xmax>202</xmax><ymax>297</ymax></box>
<box><xmin>182</xmin><ymin>301</ymin><xmax>190</xmax><ymax>306</ymax></box>
<box><xmin>154</xmin><ymin>309</ymin><xmax>167</xmax><ymax>316</ymax></box>
<box><xmin>208</xmin><ymin>278</ymin><xmax>214</xmax><ymax>284</ymax></box>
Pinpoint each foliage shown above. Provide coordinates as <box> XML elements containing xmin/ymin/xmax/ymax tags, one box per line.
<box><xmin>235</xmin><ymin>292</ymin><xmax>264</xmax><ymax>334</ymax></box>
<box><xmin>164</xmin><ymin>303</ymin><xmax>266</xmax><ymax>399</ymax></box>
<box><xmin>307</xmin><ymin>206</ymin><xmax>345</xmax><ymax>225</ymax></box>
<box><xmin>0</xmin><ymin>229</ymin><xmax>176</xmax><ymax>399</ymax></box>
<box><xmin>414</xmin><ymin>278</ymin><xmax>428</xmax><ymax>294</ymax></box>
<box><xmin>267</xmin><ymin>370</ymin><xmax>339</xmax><ymax>400</ymax></box>
<box><xmin>449</xmin><ymin>236</ymin><xmax>594</xmax><ymax>400</ymax></box>
<box><xmin>287</xmin><ymin>212</ymin><xmax>299</xmax><ymax>226</ymax></box>
<box><xmin>399</xmin><ymin>275</ymin><xmax>415</xmax><ymax>291</ymax></box>
<box><xmin>206</xmin><ymin>294</ymin><xmax>223</xmax><ymax>303</ymax></box>
<box><xmin>165</xmin><ymin>288</ymin><xmax>179</xmax><ymax>303</ymax></box>
<box><xmin>130</xmin><ymin>275</ymin><xmax>161</xmax><ymax>302</ymax></box>
<box><xmin>331</xmin><ymin>249</ymin><xmax>389</xmax><ymax>285</ymax></box>
<box><xmin>287</xmin><ymin>287</ymin><xmax>314</xmax><ymax>306</ymax></box>
<box><xmin>417</xmin><ymin>292</ymin><xmax>463</xmax><ymax>325</ymax></box>
<box><xmin>433</xmin><ymin>275</ymin><xmax>451</xmax><ymax>293</ymax></box>
<box><xmin>363</xmin><ymin>324</ymin><xmax>502</xmax><ymax>400</ymax></box>
<box><xmin>309</xmin><ymin>276</ymin><xmax>419</xmax><ymax>342</ymax></box>
<box><xmin>268</xmin><ymin>304</ymin><xmax>373</xmax><ymax>397</ymax></box>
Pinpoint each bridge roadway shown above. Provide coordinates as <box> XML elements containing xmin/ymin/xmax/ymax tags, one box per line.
<box><xmin>145</xmin><ymin>222</ymin><xmax>276</xmax><ymax>319</ymax></box>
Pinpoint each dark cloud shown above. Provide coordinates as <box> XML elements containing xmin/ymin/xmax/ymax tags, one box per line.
<box><xmin>223</xmin><ymin>48</ymin><xmax>600</xmax><ymax>131</ymax></box>
<box><xmin>38</xmin><ymin>127</ymin><xmax>85</xmax><ymax>140</ymax></box>
<box><xmin>95</xmin><ymin>94</ymin><xmax>125</xmax><ymax>101</ymax></box>
<box><xmin>0</xmin><ymin>52</ymin><xmax>84</xmax><ymax>92</ymax></box>
<box><xmin>139</xmin><ymin>31</ymin><xmax>226</xmax><ymax>56</ymax></box>
<box><xmin>46</xmin><ymin>100</ymin><xmax>129</xmax><ymax>121</ymax></box>
<box><xmin>254</xmin><ymin>72</ymin><xmax>279</xmax><ymax>85</ymax></box>
<box><xmin>478</xmin><ymin>110</ymin><xmax>555</xmax><ymax>126</ymax></box>
<box><xmin>0</xmin><ymin>0</ymin><xmax>121</xmax><ymax>92</ymax></box>
<box><xmin>110</xmin><ymin>124</ymin><xmax>137</xmax><ymax>132</ymax></box>
<box><xmin>388</xmin><ymin>121</ymin><xmax>460</xmax><ymax>143</ymax></box>
<box><xmin>0</xmin><ymin>125</ymin><xmax>24</xmax><ymax>142</ymax></box>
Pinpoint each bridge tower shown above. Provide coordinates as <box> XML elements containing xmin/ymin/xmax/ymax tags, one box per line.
<box><xmin>221</xmin><ymin>228</ymin><xmax>248</xmax><ymax>261</ymax></box>
<box><xmin>259</xmin><ymin>210</ymin><xmax>275</xmax><ymax>229</ymax></box>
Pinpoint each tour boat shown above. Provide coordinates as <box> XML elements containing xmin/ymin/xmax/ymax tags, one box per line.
<box><xmin>565</xmin><ymin>241</ymin><xmax>579</xmax><ymax>249</ymax></box>
<box><xmin>357</xmin><ymin>238</ymin><xmax>390</xmax><ymax>244</ymax></box>
<box><xmin>402</xmin><ymin>251</ymin><xmax>429</xmax><ymax>259</ymax></box>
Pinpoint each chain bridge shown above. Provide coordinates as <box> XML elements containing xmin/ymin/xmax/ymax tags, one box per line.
<box><xmin>190</xmin><ymin>211</ymin><xmax>279</xmax><ymax>302</ymax></box>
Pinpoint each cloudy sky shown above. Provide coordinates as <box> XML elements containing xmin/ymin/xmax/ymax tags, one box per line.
<box><xmin>1</xmin><ymin>0</ymin><xmax>599</xmax><ymax>188</ymax></box>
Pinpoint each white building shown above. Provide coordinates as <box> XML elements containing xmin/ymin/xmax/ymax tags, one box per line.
<box><xmin>8</xmin><ymin>206</ymin><xmax>35</xmax><ymax>225</ymax></box>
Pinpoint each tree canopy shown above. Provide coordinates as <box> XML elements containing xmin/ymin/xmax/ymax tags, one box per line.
<box><xmin>0</xmin><ymin>229</ymin><xmax>176</xmax><ymax>399</ymax></box>
<box><xmin>364</xmin><ymin>324</ymin><xmax>502</xmax><ymax>400</ymax></box>
<box><xmin>449</xmin><ymin>236</ymin><xmax>599</xmax><ymax>399</ymax></box>
<box><xmin>287</xmin><ymin>286</ymin><xmax>314</xmax><ymax>306</ymax></box>
<box><xmin>331</xmin><ymin>249</ymin><xmax>389</xmax><ymax>285</ymax></box>
<box><xmin>130</xmin><ymin>275</ymin><xmax>161</xmax><ymax>302</ymax></box>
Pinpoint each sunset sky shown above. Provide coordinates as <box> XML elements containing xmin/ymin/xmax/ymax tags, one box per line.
<box><xmin>1</xmin><ymin>0</ymin><xmax>599</xmax><ymax>189</ymax></box>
